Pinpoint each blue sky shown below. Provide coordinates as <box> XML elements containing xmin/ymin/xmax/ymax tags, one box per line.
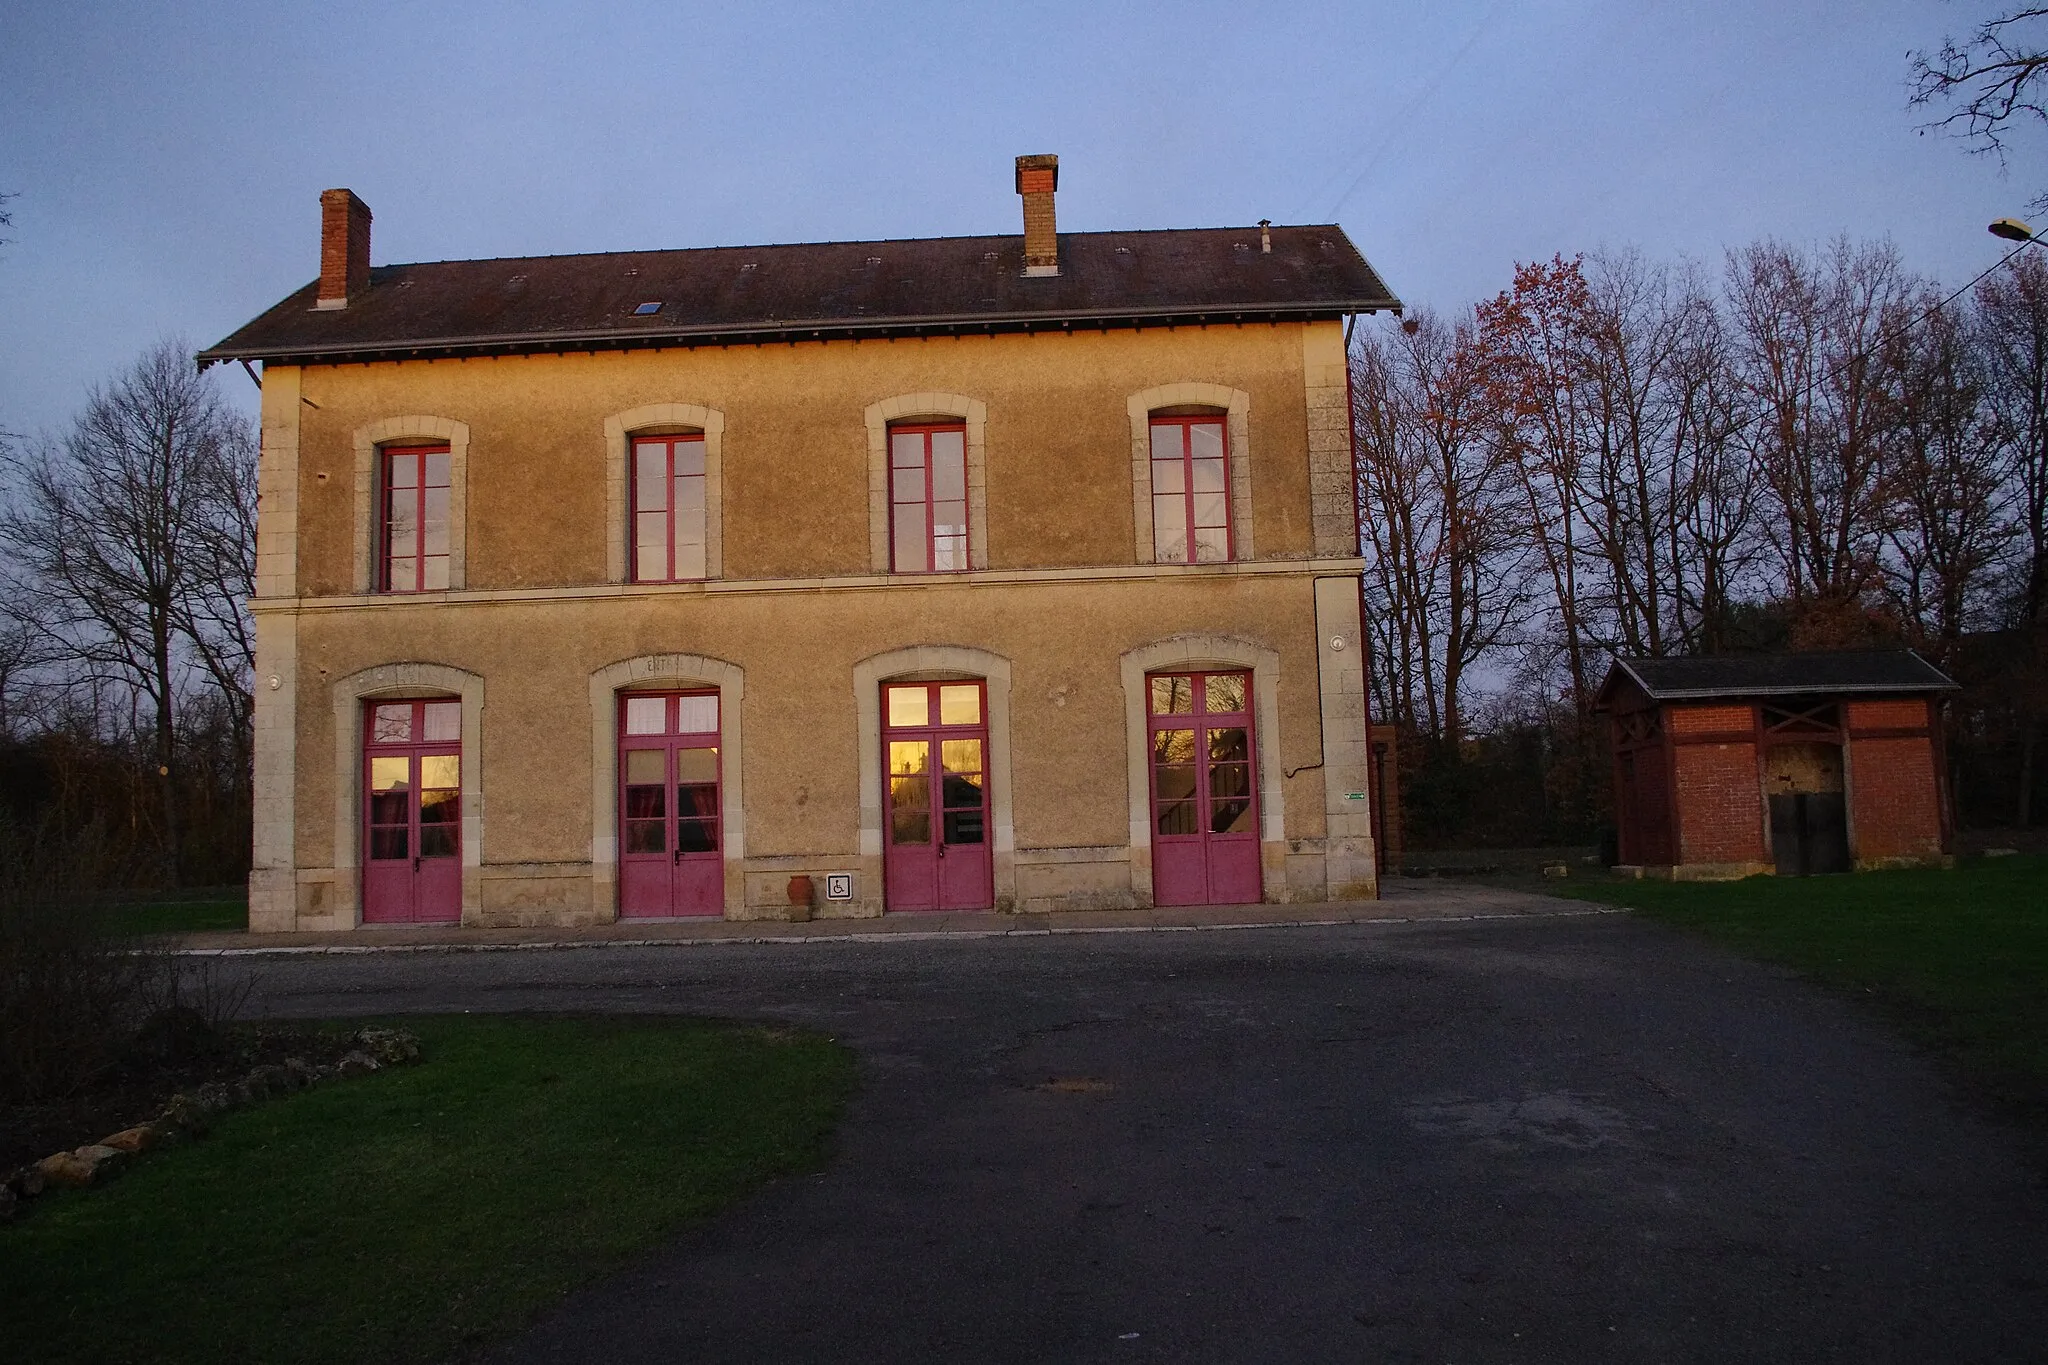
<box><xmin>1</xmin><ymin>1</ymin><xmax>2042</xmax><ymax>436</ymax></box>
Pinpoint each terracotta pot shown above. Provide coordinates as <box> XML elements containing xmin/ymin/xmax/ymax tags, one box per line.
<box><xmin>785</xmin><ymin>875</ymin><xmax>814</xmax><ymax>922</ymax></box>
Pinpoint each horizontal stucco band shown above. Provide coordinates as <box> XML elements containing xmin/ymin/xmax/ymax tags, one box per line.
<box><xmin>249</xmin><ymin>557</ymin><xmax>1371</xmax><ymax>615</ymax></box>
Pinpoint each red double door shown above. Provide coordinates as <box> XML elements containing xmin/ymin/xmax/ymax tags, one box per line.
<box><xmin>884</xmin><ymin>680</ymin><xmax>993</xmax><ymax>911</ymax></box>
<box><xmin>618</xmin><ymin>691</ymin><xmax>724</xmax><ymax>918</ymax></box>
<box><xmin>363</xmin><ymin>700</ymin><xmax>463</xmax><ymax>924</ymax></box>
<box><xmin>1148</xmin><ymin>671</ymin><xmax>1262</xmax><ymax>906</ymax></box>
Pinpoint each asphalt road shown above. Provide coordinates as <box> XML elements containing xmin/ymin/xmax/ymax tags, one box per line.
<box><xmin>235</xmin><ymin>913</ymin><xmax>2048</xmax><ymax>1363</ymax></box>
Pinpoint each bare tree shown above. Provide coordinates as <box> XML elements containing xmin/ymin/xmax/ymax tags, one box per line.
<box><xmin>1353</xmin><ymin>312</ymin><xmax>1531</xmax><ymax>749</ymax></box>
<box><xmin>1478</xmin><ymin>256</ymin><xmax>1597</xmax><ymax>710</ymax></box>
<box><xmin>1879</xmin><ymin>293</ymin><xmax>2013</xmax><ymax>652</ymax></box>
<box><xmin>1912</xmin><ymin>7</ymin><xmax>2048</xmax><ymax>208</ymax></box>
<box><xmin>1725</xmin><ymin>239</ymin><xmax>1911</xmax><ymax>631</ymax></box>
<box><xmin>1979</xmin><ymin>246</ymin><xmax>2048</xmax><ymax>624</ymax></box>
<box><xmin>0</xmin><ymin>341</ymin><xmax>254</xmax><ymax>882</ymax></box>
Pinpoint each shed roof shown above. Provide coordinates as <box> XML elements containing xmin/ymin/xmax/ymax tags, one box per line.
<box><xmin>1596</xmin><ymin>650</ymin><xmax>1957</xmax><ymax>706</ymax></box>
<box><xmin>198</xmin><ymin>224</ymin><xmax>1400</xmax><ymax>368</ymax></box>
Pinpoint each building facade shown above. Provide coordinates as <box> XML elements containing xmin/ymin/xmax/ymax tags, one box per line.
<box><xmin>1594</xmin><ymin>651</ymin><xmax>1956</xmax><ymax>879</ymax></box>
<box><xmin>202</xmin><ymin>158</ymin><xmax>1401</xmax><ymax>931</ymax></box>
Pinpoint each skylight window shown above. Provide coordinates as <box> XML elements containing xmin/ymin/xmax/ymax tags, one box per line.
<box><xmin>634</xmin><ymin>301</ymin><xmax>662</xmax><ymax>316</ymax></box>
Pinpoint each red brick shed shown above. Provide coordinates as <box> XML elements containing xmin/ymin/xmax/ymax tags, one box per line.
<box><xmin>1593</xmin><ymin>651</ymin><xmax>1957</xmax><ymax>878</ymax></box>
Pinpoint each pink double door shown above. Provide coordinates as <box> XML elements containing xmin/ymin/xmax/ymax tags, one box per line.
<box><xmin>1148</xmin><ymin>671</ymin><xmax>1262</xmax><ymax>906</ymax></box>
<box><xmin>362</xmin><ymin>699</ymin><xmax>463</xmax><ymax>924</ymax></box>
<box><xmin>618</xmin><ymin>691</ymin><xmax>724</xmax><ymax>918</ymax></box>
<box><xmin>883</xmin><ymin>680</ymin><xmax>993</xmax><ymax>911</ymax></box>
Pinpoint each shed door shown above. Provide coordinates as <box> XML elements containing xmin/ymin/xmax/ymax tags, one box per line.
<box><xmin>362</xmin><ymin>700</ymin><xmax>462</xmax><ymax>924</ymax></box>
<box><xmin>618</xmin><ymin>692</ymin><xmax>724</xmax><ymax>918</ymax></box>
<box><xmin>1148</xmin><ymin>671</ymin><xmax>1261</xmax><ymax>906</ymax></box>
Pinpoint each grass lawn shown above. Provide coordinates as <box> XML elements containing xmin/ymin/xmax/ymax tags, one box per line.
<box><xmin>2</xmin><ymin>1014</ymin><xmax>856</xmax><ymax>1365</ymax></box>
<box><xmin>101</xmin><ymin>887</ymin><xmax>248</xmax><ymax>936</ymax></box>
<box><xmin>1519</xmin><ymin>855</ymin><xmax>2048</xmax><ymax>1133</ymax></box>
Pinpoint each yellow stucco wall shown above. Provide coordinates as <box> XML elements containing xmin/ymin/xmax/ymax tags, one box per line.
<box><xmin>252</xmin><ymin>318</ymin><xmax>1378</xmax><ymax>929</ymax></box>
<box><xmin>287</xmin><ymin>323</ymin><xmax>1318</xmax><ymax>596</ymax></box>
<box><xmin>288</xmin><ymin>574</ymin><xmax>1326</xmax><ymax>871</ymax></box>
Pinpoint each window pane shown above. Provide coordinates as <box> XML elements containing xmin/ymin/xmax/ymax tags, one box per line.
<box><xmin>675</xmin><ymin>747</ymin><xmax>718</xmax><ymax>783</ymax></box>
<box><xmin>372</xmin><ymin>705</ymin><xmax>414</xmax><ymax>744</ymax></box>
<box><xmin>1151</xmin><ymin>456</ymin><xmax>1185</xmax><ymax>494</ymax></box>
<box><xmin>419</xmin><ymin>754</ymin><xmax>460</xmax><ymax>790</ymax></box>
<box><xmin>1150</xmin><ymin>677</ymin><xmax>1193</xmax><ymax>715</ymax></box>
<box><xmin>1191</xmin><ymin>457</ymin><xmax>1227</xmax><ymax>493</ymax></box>
<box><xmin>1189</xmin><ymin>422</ymin><xmax>1224</xmax><ymax>461</ymax></box>
<box><xmin>625</xmin><ymin>784</ymin><xmax>665</xmax><ymax>820</ymax></box>
<box><xmin>676</xmin><ymin>784</ymin><xmax>718</xmax><ymax>819</ymax></box>
<box><xmin>943</xmin><ymin>805</ymin><xmax>985</xmax><ymax>844</ymax></box>
<box><xmin>1192</xmin><ymin>492</ymin><xmax>1229</xmax><ymax>529</ymax></box>
<box><xmin>387</xmin><ymin>493</ymin><xmax>417</xmax><ymax>556</ymax></box>
<box><xmin>635</xmin><ymin>445</ymin><xmax>667</xmax><ymax>510</ymax></box>
<box><xmin>1204</xmin><ymin>675</ymin><xmax>1247</xmax><ymax>714</ymax></box>
<box><xmin>624</xmin><ymin>697</ymin><xmax>667</xmax><ymax>735</ymax></box>
<box><xmin>419</xmin><ymin>788</ymin><xmax>459</xmax><ymax>825</ymax></box>
<box><xmin>636</xmin><ymin>512</ymin><xmax>668</xmax><ymax>579</ymax></box>
<box><xmin>674</xmin><ymin>474</ymin><xmax>706</xmax><ymax>511</ymax></box>
<box><xmin>938</xmin><ymin>685</ymin><xmax>980</xmax><ymax>725</ymax></box>
<box><xmin>672</xmin><ymin>439</ymin><xmax>705</xmax><ymax>477</ymax></box>
<box><xmin>423</xmin><ymin>451</ymin><xmax>451</xmax><ymax>488</ymax></box>
<box><xmin>676</xmin><ymin>819</ymin><xmax>718</xmax><ymax>853</ymax></box>
<box><xmin>388</xmin><ymin>556</ymin><xmax>417</xmax><ymax>588</ymax></box>
<box><xmin>931</xmin><ymin>535</ymin><xmax>968</xmax><ymax>572</ymax></box>
<box><xmin>931</xmin><ymin>444</ymin><xmax>966</xmax><ymax>501</ymax></box>
<box><xmin>422</xmin><ymin>487</ymin><xmax>450</xmax><ymax>555</ymax></box>
<box><xmin>892</xmin><ymin>503</ymin><xmax>927</xmax><ymax>572</ymax></box>
<box><xmin>1211</xmin><ymin>798</ymin><xmax>1255</xmax><ymax>835</ymax></box>
<box><xmin>676</xmin><ymin>695</ymin><xmax>718</xmax><ymax>734</ymax></box>
<box><xmin>890</xmin><ymin>431</ymin><xmax>926</xmax><ymax>468</ymax></box>
<box><xmin>889</xmin><ymin>739</ymin><xmax>930</xmax><ymax>779</ymax></box>
<box><xmin>1150</xmin><ymin>424</ymin><xmax>1183</xmax><ymax>462</ymax></box>
<box><xmin>625</xmin><ymin>820</ymin><xmax>665</xmax><ymax>854</ymax></box>
<box><xmin>1193</xmin><ymin>526</ymin><xmax>1230</xmax><ymax>563</ymax></box>
<box><xmin>942</xmin><ymin>770</ymin><xmax>984</xmax><ymax>814</ymax></box>
<box><xmin>887</xmin><ymin>686</ymin><xmax>929</xmax><ymax>728</ymax></box>
<box><xmin>932</xmin><ymin>500</ymin><xmax>967</xmax><ymax>539</ymax></box>
<box><xmin>930</xmin><ymin>428</ymin><xmax>965</xmax><ymax>464</ymax></box>
<box><xmin>369</xmin><ymin>791</ymin><xmax>408</xmax><ymax>825</ymax></box>
<box><xmin>1209</xmin><ymin>758</ymin><xmax>1251</xmax><ymax>797</ymax></box>
<box><xmin>624</xmin><ymin>748</ymin><xmax>666</xmax><ymax>783</ymax></box>
<box><xmin>1153</xmin><ymin>495</ymin><xmax>1189</xmax><ymax>563</ymax></box>
<box><xmin>890</xmin><ymin>807</ymin><xmax>930</xmax><ymax>845</ymax></box>
<box><xmin>418</xmin><ymin>825</ymin><xmax>457</xmax><ymax>859</ymax></box>
<box><xmin>673</xmin><ymin>542</ymin><xmax>706</xmax><ymax>580</ymax></box>
<box><xmin>422</xmin><ymin>556</ymin><xmax>449</xmax><ymax>590</ymax></box>
<box><xmin>1152</xmin><ymin>728</ymin><xmax>1196</xmax><ymax>765</ymax></box>
<box><xmin>370</xmin><ymin>827</ymin><xmax>409</xmax><ymax>859</ymax></box>
<box><xmin>386</xmin><ymin>452</ymin><xmax>418</xmax><ymax>489</ymax></box>
<box><xmin>1154</xmin><ymin>766</ymin><xmax>1199</xmax><ymax>834</ymax></box>
<box><xmin>941</xmin><ymin>738</ymin><xmax>983</xmax><ymax>776</ymax></box>
<box><xmin>422</xmin><ymin>701</ymin><xmax>459</xmax><ymax>741</ymax></box>
<box><xmin>891</xmin><ymin>463</ymin><xmax>926</xmax><ymax>503</ymax></box>
<box><xmin>370</xmin><ymin>754</ymin><xmax>411</xmax><ymax>791</ymax></box>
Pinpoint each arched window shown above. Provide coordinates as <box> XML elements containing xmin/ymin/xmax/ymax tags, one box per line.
<box><xmin>1147</xmin><ymin>408</ymin><xmax>1231</xmax><ymax>564</ymax></box>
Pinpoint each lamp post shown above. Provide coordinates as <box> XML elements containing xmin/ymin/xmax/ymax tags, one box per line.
<box><xmin>1991</xmin><ymin>217</ymin><xmax>2036</xmax><ymax>243</ymax></box>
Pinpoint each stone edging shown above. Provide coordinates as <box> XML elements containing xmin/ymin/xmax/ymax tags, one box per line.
<box><xmin>160</xmin><ymin>906</ymin><xmax>1629</xmax><ymax>959</ymax></box>
<box><xmin>0</xmin><ymin>1027</ymin><xmax>422</xmax><ymax>1224</ymax></box>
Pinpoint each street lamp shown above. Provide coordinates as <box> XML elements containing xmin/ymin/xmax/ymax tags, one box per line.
<box><xmin>1990</xmin><ymin>217</ymin><xmax>2036</xmax><ymax>242</ymax></box>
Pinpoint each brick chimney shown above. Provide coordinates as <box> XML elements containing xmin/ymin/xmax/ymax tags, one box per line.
<box><xmin>316</xmin><ymin>189</ymin><xmax>372</xmax><ymax>310</ymax></box>
<box><xmin>1014</xmin><ymin>154</ymin><xmax>1059</xmax><ymax>277</ymax></box>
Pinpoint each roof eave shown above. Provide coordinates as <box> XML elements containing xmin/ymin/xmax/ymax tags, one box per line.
<box><xmin>196</xmin><ymin>297</ymin><xmax>1401</xmax><ymax>368</ymax></box>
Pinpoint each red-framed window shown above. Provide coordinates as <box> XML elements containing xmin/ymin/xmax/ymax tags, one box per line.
<box><xmin>631</xmin><ymin>434</ymin><xmax>707</xmax><ymax>582</ymax></box>
<box><xmin>1149</xmin><ymin>415</ymin><xmax>1231</xmax><ymax>565</ymax></box>
<box><xmin>381</xmin><ymin>444</ymin><xmax>452</xmax><ymax>592</ymax></box>
<box><xmin>889</xmin><ymin>423</ymin><xmax>969</xmax><ymax>573</ymax></box>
